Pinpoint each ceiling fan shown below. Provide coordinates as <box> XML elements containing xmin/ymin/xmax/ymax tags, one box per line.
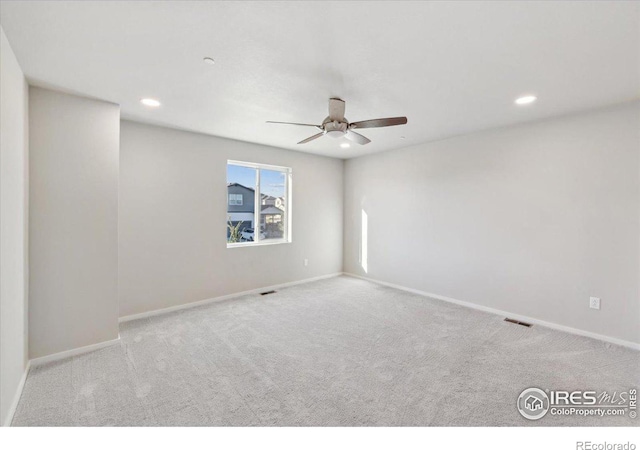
<box><xmin>267</xmin><ymin>98</ymin><xmax>407</xmax><ymax>145</ymax></box>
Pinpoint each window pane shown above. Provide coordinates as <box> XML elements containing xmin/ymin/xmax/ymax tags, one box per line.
<box><xmin>228</xmin><ymin>194</ymin><xmax>243</xmax><ymax>206</ymax></box>
<box><xmin>227</xmin><ymin>164</ymin><xmax>256</xmax><ymax>243</ymax></box>
<box><xmin>259</xmin><ymin>169</ymin><xmax>287</xmax><ymax>240</ymax></box>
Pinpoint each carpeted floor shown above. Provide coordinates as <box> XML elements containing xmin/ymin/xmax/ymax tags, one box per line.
<box><xmin>12</xmin><ymin>276</ymin><xmax>640</xmax><ymax>426</ymax></box>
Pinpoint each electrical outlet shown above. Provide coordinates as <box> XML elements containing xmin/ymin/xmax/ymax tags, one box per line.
<box><xmin>304</xmin><ymin>259</ymin><xmax>308</xmax><ymax>267</ymax></box>
<box><xmin>589</xmin><ymin>297</ymin><xmax>601</xmax><ymax>310</ymax></box>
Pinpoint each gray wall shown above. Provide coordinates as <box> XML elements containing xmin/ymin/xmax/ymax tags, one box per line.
<box><xmin>119</xmin><ymin>121</ymin><xmax>344</xmax><ymax>317</ymax></box>
<box><xmin>344</xmin><ymin>102</ymin><xmax>640</xmax><ymax>345</ymax></box>
<box><xmin>29</xmin><ymin>87</ymin><xmax>120</xmax><ymax>358</ymax></box>
<box><xmin>0</xmin><ymin>27</ymin><xmax>29</xmax><ymax>426</ymax></box>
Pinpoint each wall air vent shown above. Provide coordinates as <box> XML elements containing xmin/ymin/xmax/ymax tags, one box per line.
<box><xmin>504</xmin><ymin>318</ymin><xmax>532</xmax><ymax>327</ymax></box>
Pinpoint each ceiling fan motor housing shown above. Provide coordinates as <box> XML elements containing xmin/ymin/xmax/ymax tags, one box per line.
<box><xmin>323</xmin><ymin>118</ymin><xmax>348</xmax><ymax>137</ymax></box>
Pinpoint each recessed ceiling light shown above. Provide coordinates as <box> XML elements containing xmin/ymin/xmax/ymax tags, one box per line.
<box><xmin>340</xmin><ymin>143</ymin><xmax>350</xmax><ymax>149</ymax></box>
<box><xmin>141</xmin><ymin>98</ymin><xmax>161</xmax><ymax>107</ymax></box>
<box><xmin>515</xmin><ymin>95</ymin><xmax>537</xmax><ymax>105</ymax></box>
<box><xmin>203</xmin><ymin>57</ymin><xmax>215</xmax><ymax>65</ymax></box>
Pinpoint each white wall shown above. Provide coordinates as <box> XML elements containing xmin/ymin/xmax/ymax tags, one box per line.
<box><xmin>119</xmin><ymin>121</ymin><xmax>344</xmax><ymax>317</ymax></box>
<box><xmin>0</xmin><ymin>27</ymin><xmax>29</xmax><ymax>426</ymax></box>
<box><xmin>344</xmin><ymin>102</ymin><xmax>640</xmax><ymax>345</ymax></box>
<box><xmin>29</xmin><ymin>87</ymin><xmax>120</xmax><ymax>358</ymax></box>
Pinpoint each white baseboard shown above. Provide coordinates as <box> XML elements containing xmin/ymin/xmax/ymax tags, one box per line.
<box><xmin>30</xmin><ymin>335</ymin><xmax>122</xmax><ymax>367</ymax></box>
<box><xmin>2</xmin><ymin>361</ymin><xmax>31</xmax><ymax>427</ymax></box>
<box><xmin>119</xmin><ymin>272</ymin><xmax>344</xmax><ymax>323</ymax></box>
<box><xmin>344</xmin><ymin>273</ymin><xmax>640</xmax><ymax>351</ymax></box>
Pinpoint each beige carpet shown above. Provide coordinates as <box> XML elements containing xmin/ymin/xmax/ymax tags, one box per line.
<box><xmin>12</xmin><ymin>276</ymin><xmax>640</xmax><ymax>426</ymax></box>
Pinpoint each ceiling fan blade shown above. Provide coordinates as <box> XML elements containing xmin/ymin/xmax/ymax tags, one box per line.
<box><xmin>350</xmin><ymin>117</ymin><xmax>408</xmax><ymax>129</ymax></box>
<box><xmin>267</xmin><ymin>121</ymin><xmax>322</xmax><ymax>130</ymax></box>
<box><xmin>328</xmin><ymin>98</ymin><xmax>345</xmax><ymax>121</ymax></box>
<box><xmin>297</xmin><ymin>132</ymin><xmax>325</xmax><ymax>144</ymax></box>
<box><xmin>345</xmin><ymin>130</ymin><xmax>371</xmax><ymax>145</ymax></box>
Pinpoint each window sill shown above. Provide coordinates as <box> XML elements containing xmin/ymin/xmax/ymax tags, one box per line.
<box><xmin>227</xmin><ymin>239</ymin><xmax>291</xmax><ymax>249</ymax></box>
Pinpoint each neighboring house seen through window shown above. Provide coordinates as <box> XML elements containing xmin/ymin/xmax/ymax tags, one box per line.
<box><xmin>226</xmin><ymin>160</ymin><xmax>291</xmax><ymax>246</ymax></box>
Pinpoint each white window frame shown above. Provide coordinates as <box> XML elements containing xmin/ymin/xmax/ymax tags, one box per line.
<box><xmin>228</xmin><ymin>193</ymin><xmax>243</xmax><ymax>206</ymax></box>
<box><xmin>227</xmin><ymin>160</ymin><xmax>292</xmax><ymax>248</ymax></box>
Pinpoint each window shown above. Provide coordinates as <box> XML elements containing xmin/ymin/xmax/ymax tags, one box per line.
<box><xmin>228</xmin><ymin>194</ymin><xmax>243</xmax><ymax>206</ymax></box>
<box><xmin>226</xmin><ymin>160</ymin><xmax>291</xmax><ymax>247</ymax></box>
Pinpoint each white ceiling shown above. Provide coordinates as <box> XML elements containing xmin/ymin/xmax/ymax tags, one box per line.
<box><xmin>1</xmin><ymin>1</ymin><xmax>638</xmax><ymax>159</ymax></box>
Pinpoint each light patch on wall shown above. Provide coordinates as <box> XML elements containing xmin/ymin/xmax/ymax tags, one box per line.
<box><xmin>360</xmin><ymin>209</ymin><xmax>368</xmax><ymax>273</ymax></box>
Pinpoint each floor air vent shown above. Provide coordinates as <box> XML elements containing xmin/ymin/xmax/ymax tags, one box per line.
<box><xmin>260</xmin><ymin>290</ymin><xmax>277</xmax><ymax>296</ymax></box>
<box><xmin>504</xmin><ymin>318</ymin><xmax>532</xmax><ymax>327</ymax></box>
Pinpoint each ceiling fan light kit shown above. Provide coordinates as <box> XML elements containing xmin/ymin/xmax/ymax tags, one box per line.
<box><xmin>267</xmin><ymin>98</ymin><xmax>407</xmax><ymax>146</ymax></box>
